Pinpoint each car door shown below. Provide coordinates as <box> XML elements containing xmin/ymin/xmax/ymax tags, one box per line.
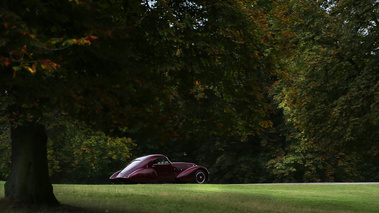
<box><xmin>152</xmin><ymin>157</ymin><xmax>176</xmax><ymax>182</ymax></box>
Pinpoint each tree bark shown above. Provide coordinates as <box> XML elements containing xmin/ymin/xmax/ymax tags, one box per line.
<box><xmin>4</xmin><ymin>122</ymin><xmax>59</xmax><ymax>206</ymax></box>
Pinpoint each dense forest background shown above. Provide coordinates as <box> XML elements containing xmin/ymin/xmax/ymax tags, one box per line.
<box><xmin>1</xmin><ymin>0</ymin><xmax>378</xmax><ymax>184</ymax></box>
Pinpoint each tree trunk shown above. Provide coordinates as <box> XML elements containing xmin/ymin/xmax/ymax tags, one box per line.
<box><xmin>4</xmin><ymin>122</ymin><xmax>59</xmax><ymax>206</ymax></box>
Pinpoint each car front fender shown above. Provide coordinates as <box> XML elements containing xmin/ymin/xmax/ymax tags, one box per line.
<box><xmin>176</xmin><ymin>166</ymin><xmax>209</xmax><ymax>183</ymax></box>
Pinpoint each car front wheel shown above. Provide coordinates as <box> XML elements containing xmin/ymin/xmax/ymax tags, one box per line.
<box><xmin>195</xmin><ymin>170</ymin><xmax>206</xmax><ymax>184</ymax></box>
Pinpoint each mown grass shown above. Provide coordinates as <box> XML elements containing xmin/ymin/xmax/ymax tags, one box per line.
<box><xmin>1</xmin><ymin>181</ymin><xmax>378</xmax><ymax>212</ymax></box>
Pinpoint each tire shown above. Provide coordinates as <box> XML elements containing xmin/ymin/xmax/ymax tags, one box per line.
<box><xmin>194</xmin><ymin>170</ymin><xmax>207</xmax><ymax>184</ymax></box>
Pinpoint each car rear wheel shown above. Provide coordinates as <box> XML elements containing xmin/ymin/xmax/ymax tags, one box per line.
<box><xmin>195</xmin><ymin>170</ymin><xmax>206</xmax><ymax>184</ymax></box>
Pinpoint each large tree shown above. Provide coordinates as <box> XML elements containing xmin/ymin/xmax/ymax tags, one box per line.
<box><xmin>270</xmin><ymin>0</ymin><xmax>378</xmax><ymax>181</ymax></box>
<box><xmin>1</xmin><ymin>0</ymin><xmax>272</xmax><ymax>206</ymax></box>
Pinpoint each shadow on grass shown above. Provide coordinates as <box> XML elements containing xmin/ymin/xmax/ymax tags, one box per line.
<box><xmin>0</xmin><ymin>198</ymin><xmax>89</xmax><ymax>213</ymax></box>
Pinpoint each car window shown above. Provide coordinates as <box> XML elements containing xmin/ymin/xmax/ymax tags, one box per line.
<box><xmin>153</xmin><ymin>157</ymin><xmax>169</xmax><ymax>165</ymax></box>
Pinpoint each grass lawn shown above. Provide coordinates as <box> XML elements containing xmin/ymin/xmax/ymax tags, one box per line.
<box><xmin>1</xmin><ymin>181</ymin><xmax>378</xmax><ymax>212</ymax></box>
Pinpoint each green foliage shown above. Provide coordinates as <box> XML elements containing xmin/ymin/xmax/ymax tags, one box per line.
<box><xmin>281</xmin><ymin>0</ymin><xmax>377</xmax><ymax>152</ymax></box>
<box><xmin>1</xmin><ymin>0</ymin><xmax>377</xmax><ymax>186</ymax></box>
<box><xmin>119</xmin><ymin>0</ymin><xmax>379</xmax><ymax>184</ymax></box>
<box><xmin>0</xmin><ymin>116</ymin><xmax>135</xmax><ymax>183</ymax></box>
<box><xmin>1</xmin><ymin>0</ymin><xmax>274</xmax><ymax>137</ymax></box>
<box><xmin>0</xmin><ymin>0</ymin><xmax>275</xmax><ymax>188</ymax></box>
<box><xmin>45</xmin><ymin>117</ymin><xmax>135</xmax><ymax>183</ymax></box>
<box><xmin>268</xmin><ymin>0</ymin><xmax>379</xmax><ymax>182</ymax></box>
<box><xmin>266</xmin><ymin>136</ymin><xmax>362</xmax><ymax>182</ymax></box>
<box><xmin>210</xmin><ymin>147</ymin><xmax>268</xmax><ymax>183</ymax></box>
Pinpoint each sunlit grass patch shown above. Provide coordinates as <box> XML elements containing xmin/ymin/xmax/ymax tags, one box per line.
<box><xmin>1</xmin><ymin>181</ymin><xmax>379</xmax><ymax>212</ymax></box>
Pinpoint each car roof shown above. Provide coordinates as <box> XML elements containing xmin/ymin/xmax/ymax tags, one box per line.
<box><xmin>135</xmin><ymin>154</ymin><xmax>167</xmax><ymax>161</ymax></box>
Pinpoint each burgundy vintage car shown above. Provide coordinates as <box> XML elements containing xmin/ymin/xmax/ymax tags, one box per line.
<box><xmin>109</xmin><ymin>154</ymin><xmax>209</xmax><ymax>184</ymax></box>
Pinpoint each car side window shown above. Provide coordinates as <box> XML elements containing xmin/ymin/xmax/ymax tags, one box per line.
<box><xmin>153</xmin><ymin>157</ymin><xmax>169</xmax><ymax>165</ymax></box>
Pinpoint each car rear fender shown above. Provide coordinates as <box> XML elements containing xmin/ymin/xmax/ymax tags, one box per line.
<box><xmin>127</xmin><ymin>167</ymin><xmax>157</xmax><ymax>183</ymax></box>
<box><xmin>176</xmin><ymin>166</ymin><xmax>209</xmax><ymax>183</ymax></box>
<box><xmin>109</xmin><ymin>170</ymin><xmax>121</xmax><ymax>180</ymax></box>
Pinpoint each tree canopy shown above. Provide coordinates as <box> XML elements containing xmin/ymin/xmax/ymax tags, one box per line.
<box><xmin>0</xmin><ymin>0</ymin><xmax>276</xmax><ymax>205</ymax></box>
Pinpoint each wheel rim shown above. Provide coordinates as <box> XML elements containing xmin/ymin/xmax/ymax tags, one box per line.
<box><xmin>196</xmin><ymin>172</ymin><xmax>205</xmax><ymax>184</ymax></box>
